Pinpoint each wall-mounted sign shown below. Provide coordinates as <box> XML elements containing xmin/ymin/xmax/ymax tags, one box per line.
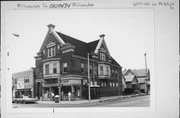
<box><xmin>17</xmin><ymin>78</ymin><xmax>24</xmax><ymax>89</ymax></box>
<box><xmin>62</xmin><ymin>79</ymin><xmax>81</xmax><ymax>85</ymax></box>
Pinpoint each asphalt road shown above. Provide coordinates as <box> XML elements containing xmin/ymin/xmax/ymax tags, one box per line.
<box><xmin>12</xmin><ymin>95</ymin><xmax>150</xmax><ymax>108</ymax></box>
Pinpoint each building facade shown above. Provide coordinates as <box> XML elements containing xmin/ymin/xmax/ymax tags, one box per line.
<box><xmin>12</xmin><ymin>68</ymin><xmax>35</xmax><ymax>98</ymax></box>
<box><xmin>122</xmin><ymin>69</ymin><xmax>150</xmax><ymax>93</ymax></box>
<box><xmin>34</xmin><ymin>24</ymin><xmax>123</xmax><ymax>101</ymax></box>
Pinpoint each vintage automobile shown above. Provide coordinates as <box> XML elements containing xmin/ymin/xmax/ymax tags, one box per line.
<box><xmin>13</xmin><ymin>96</ymin><xmax>37</xmax><ymax>104</ymax></box>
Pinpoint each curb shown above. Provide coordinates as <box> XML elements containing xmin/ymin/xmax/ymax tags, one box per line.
<box><xmin>37</xmin><ymin>94</ymin><xmax>149</xmax><ymax>104</ymax></box>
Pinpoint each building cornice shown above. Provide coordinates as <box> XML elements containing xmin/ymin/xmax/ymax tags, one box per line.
<box><xmin>42</xmin><ymin>57</ymin><xmax>61</xmax><ymax>63</ymax></box>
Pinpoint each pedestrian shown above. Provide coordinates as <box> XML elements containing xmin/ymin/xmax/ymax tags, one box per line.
<box><xmin>61</xmin><ymin>91</ymin><xmax>64</xmax><ymax>101</ymax></box>
<box><xmin>51</xmin><ymin>92</ymin><xmax>55</xmax><ymax>101</ymax></box>
<box><xmin>68</xmin><ymin>91</ymin><xmax>71</xmax><ymax>101</ymax></box>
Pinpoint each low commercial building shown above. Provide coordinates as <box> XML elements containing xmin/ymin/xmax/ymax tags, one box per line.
<box><xmin>34</xmin><ymin>24</ymin><xmax>123</xmax><ymax>101</ymax></box>
<box><xmin>12</xmin><ymin>68</ymin><xmax>35</xmax><ymax>98</ymax></box>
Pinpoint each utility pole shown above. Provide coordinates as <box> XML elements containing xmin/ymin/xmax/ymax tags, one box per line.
<box><xmin>88</xmin><ymin>53</ymin><xmax>91</xmax><ymax>102</ymax></box>
<box><xmin>144</xmin><ymin>53</ymin><xmax>148</xmax><ymax>93</ymax></box>
<box><xmin>117</xmin><ymin>68</ymin><xmax>120</xmax><ymax>96</ymax></box>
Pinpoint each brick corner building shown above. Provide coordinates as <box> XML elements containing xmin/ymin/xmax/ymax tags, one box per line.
<box><xmin>34</xmin><ymin>24</ymin><xmax>123</xmax><ymax>101</ymax></box>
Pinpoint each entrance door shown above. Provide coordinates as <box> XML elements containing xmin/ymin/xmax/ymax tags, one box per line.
<box><xmin>52</xmin><ymin>87</ymin><xmax>58</xmax><ymax>95</ymax></box>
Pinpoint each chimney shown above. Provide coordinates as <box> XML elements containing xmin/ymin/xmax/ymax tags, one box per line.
<box><xmin>99</xmin><ymin>34</ymin><xmax>105</xmax><ymax>40</ymax></box>
<box><xmin>47</xmin><ymin>24</ymin><xmax>55</xmax><ymax>29</ymax></box>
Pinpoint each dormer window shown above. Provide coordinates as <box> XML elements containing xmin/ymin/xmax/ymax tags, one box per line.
<box><xmin>100</xmin><ymin>52</ymin><xmax>106</xmax><ymax>61</ymax></box>
<box><xmin>47</xmin><ymin>46</ymin><xmax>56</xmax><ymax>57</ymax></box>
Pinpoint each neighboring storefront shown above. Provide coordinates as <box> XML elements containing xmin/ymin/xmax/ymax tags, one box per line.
<box><xmin>12</xmin><ymin>68</ymin><xmax>35</xmax><ymax>98</ymax></box>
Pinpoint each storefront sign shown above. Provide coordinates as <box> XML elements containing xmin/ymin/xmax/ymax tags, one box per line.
<box><xmin>17</xmin><ymin>78</ymin><xmax>24</xmax><ymax>89</ymax></box>
<box><xmin>62</xmin><ymin>79</ymin><xmax>81</xmax><ymax>85</ymax></box>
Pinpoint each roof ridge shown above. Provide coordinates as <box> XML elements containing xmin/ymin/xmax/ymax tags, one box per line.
<box><xmin>56</xmin><ymin>31</ymin><xmax>88</xmax><ymax>44</ymax></box>
<box><xmin>87</xmin><ymin>39</ymin><xmax>100</xmax><ymax>44</ymax></box>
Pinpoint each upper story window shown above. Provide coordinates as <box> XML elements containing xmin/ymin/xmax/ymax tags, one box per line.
<box><xmin>63</xmin><ymin>63</ymin><xmax>68</xmax><ymax>73</ymax></box>
<box><xmin>81</xmin><ymin>63</ymin><xmax>84</xmax><ymax>73</ymax></box>
<box><xmin>98</xmin><ymin>64</ymin><xmax>111</xmax><ymax>76</ymax></box>
<box><xmin>112</xmin><ymin>69</ymin><xmax>114</xmax><ymax>74</ymax></box>
<box><xmin>47</xmin><ymin>46</ymin><xmax>56</xmax><ymax>57</ymax></box>
<box><xmin>100</xmin><ymin>65</ymin><xmax>103</xmax><ymax>75</ymax></box>
<box><xmin>24</xmin><ymin>78</ymin><xmax>29</xmax><ymax>83</ymax></box>
<box><xmin>43</xmin><ymin>61</ymin><xmax>59</xmax><ymax>76</ymax></box>
<box><xmin>100</xmin><ymin>52</ymin><xmax>106</xmax><ymax>61</ymax></box>
<box><xmin>116</xmin><ymin>82</ymin><xmax>118</xmax><ymax>87</ymax></box>
<box><xmin>115</xmin><ymin>70</ymin><xmax>118</xmax><ymax>77</ymax></box>
<box><xmin>105</xmin><ymin>66</ymin><xmax>110</xmax><ymax>76</ymax></box>
<box><xmin>45</xmin><ymin>64</ymin><xmax>49</xmax><ymax>75</ymax></box>
<box><xmin>90</xmin><ymin>65</ymin><xmax>92</xmax><ymax>74</ymax></box>
<box><xmin>53</xmin><ymin>63</ymin><xmax>57</xmax><ymax>74</ymax></box>
<box><xmin>112</xmin><ymin>82</ymin><xmax>115</xmax><ymax>87</ymax></box>
<box><xmin>93</xmin><ymin>66</ymin><xmax>97</xmax><ymax>75</ymax></box>
<box><xmin>110</xmin><ymin>82</ymin><xmax>112</xmax><ymax>87</ymax></box>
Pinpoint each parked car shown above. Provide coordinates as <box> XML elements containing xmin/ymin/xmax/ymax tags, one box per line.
<box><xmin>13</xmin><ymin>96</ymin><xmax>37</xmax><ymax>104</ymax></box>
<box><xmin>123</xmin><ymin>88</ymin><xmax>134</xmax><ymax>95</ymax></box>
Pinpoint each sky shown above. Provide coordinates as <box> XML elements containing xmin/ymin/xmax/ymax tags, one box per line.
<box><xmin>5</xmin><ymin>9</ymin><xmax>154</xmax><ymax>75</ymax></box>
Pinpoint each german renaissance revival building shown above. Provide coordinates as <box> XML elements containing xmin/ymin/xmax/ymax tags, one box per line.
<box><xmin>34</xmin><ymin>24</ymin><xmax>123</xmax><ymax>101</ymax></box>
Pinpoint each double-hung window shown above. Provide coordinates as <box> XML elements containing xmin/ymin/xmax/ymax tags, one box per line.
<box><xmin>100</xmin><ymin>66</ymin><xmax>103</xmax><ymax>75</ymax></box>
<box><xmin>105</xmin><ymin>66</ymin><xmax>110</xmax><ymax>75</ymax></box>
<box><xmin>47</xmin><ymin>46</ymin><xmax>56</xmax><ymax>57</ymax></box>
<box><xmin>81</xmin><ymin>63</ymin><xmax>84</xmax><ymax>73</ymax></box>
<box><xmin>53</xmin><ymin>63</ymin><xmax>57</xmax><ymax>74</ymax></box>
<box><xmin>100</xmin><ymin>52</ymin><xmax>106</xmax><ymax>61</ymax></box>
<box><xmin>63</xmin><ymin>63</ymin><xmax>67</xmax><ymax>73</ymax></box>
<box><xmin>45</xmin><ymin>64</ymin><xmax>49</xmax><ymax>75</ymax></box>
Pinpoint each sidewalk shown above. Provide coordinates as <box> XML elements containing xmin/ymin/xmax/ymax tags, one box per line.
<box><xmin>37</xmin><ymin>93</ymin><xmax>148</xmax><ymax>104</ymax></box>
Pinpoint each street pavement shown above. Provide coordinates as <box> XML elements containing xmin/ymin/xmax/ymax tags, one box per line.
<box><xmin>12</xmin><ymin>94</ymin><xmax>150</xmax><ymax>108</ymax></box>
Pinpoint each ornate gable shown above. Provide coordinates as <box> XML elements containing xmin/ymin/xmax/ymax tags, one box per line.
<box><xmin>124</xmin><ymin>69</ymin><xmax>135</xmax><ymax>76</ymax></box>
<box><xmin>95</xmin><ymin>34</ymin><xmax>111</xmax><ymax>57</ymax></box>
<box><xmin>38</xmin><ymin>24</ymin><xmax>65</xmax><ymax>54</ymax></box>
